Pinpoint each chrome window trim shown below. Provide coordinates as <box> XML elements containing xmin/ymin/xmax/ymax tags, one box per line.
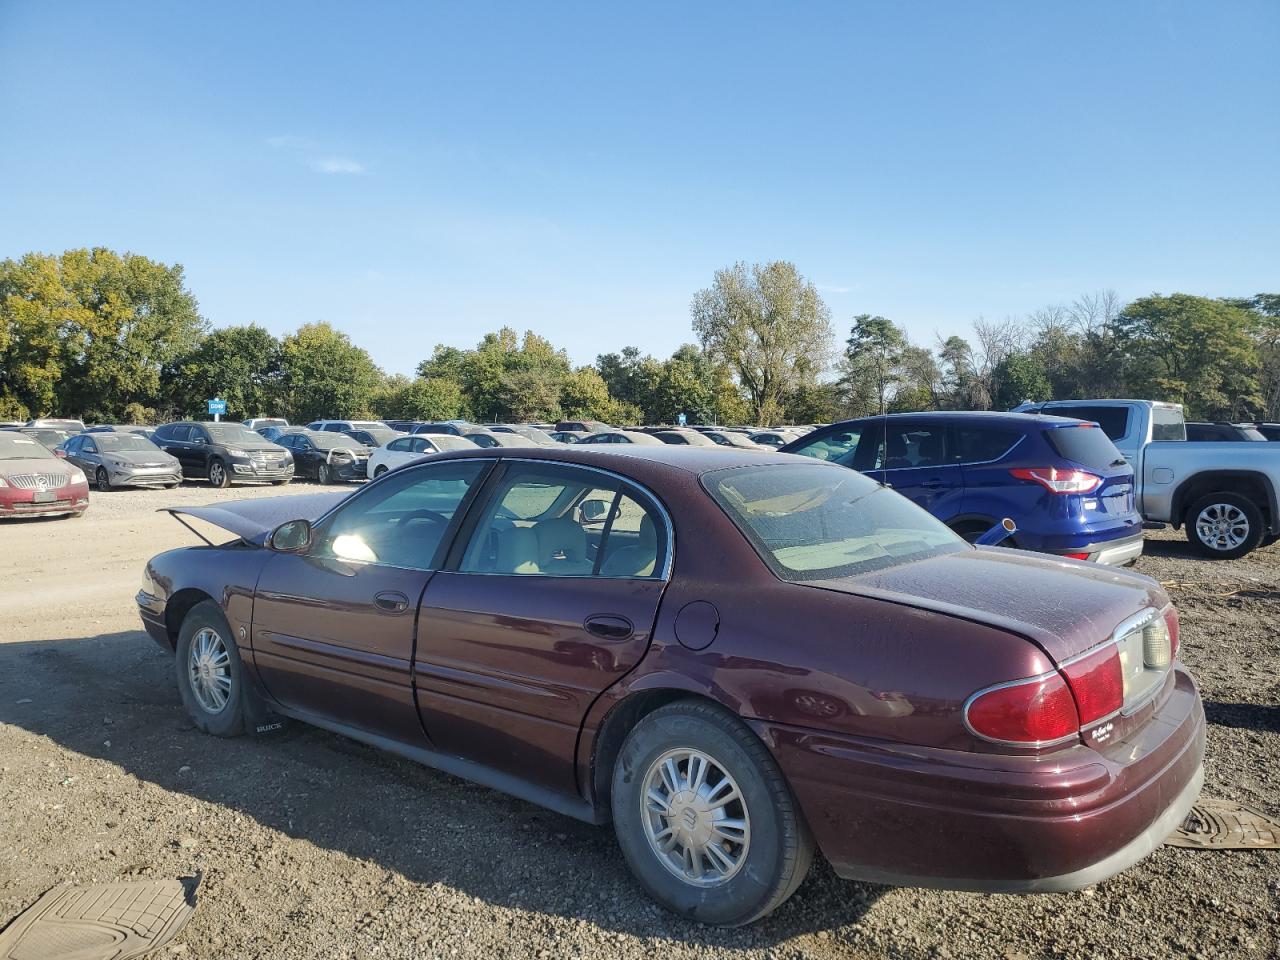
<box><xmin>301</xmin><ymin>454</ymin><xmax>676</xmax><ymax>581</ymax></box>
<box><xmin>455</xmin><ymin>456</ymin><xmax>675</xmax><ymax>582</ymax></box>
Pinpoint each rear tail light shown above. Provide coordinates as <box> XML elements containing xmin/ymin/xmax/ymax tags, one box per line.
<box><xmin>1009</xmin><ymin>466</ymin><xmax>1101</xmax><ymax>494</ymax></box>
<box><xmin>1060</xmin><ymin>645</ymin><xmax>1124</xmax><ymax>725</ymax></box>
<box><xmin>1163</xmin><ymin>605</ymin><xmax>1180</xmax><ymax>661</ymax></box>
<box><xmin>1062</xmin><ymin>552</ymin><xmax>1091</xmax><ymax>561</ymax></box>
<box><xmin>964</xmin><ymin>672</ymin><xmax>1080</xmax><ymax>746</ymax></box>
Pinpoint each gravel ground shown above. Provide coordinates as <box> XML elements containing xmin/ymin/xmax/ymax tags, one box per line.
<box><xmin>0</xmin><ymin>480</ymin><xmax>1277</xmax><ymax>959</ymax></box>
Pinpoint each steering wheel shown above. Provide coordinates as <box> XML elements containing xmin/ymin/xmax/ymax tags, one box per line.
<box><xmin>400</xmin><ymin>509</ymin><xmax>449</xmax><ymax>527</ymax></box>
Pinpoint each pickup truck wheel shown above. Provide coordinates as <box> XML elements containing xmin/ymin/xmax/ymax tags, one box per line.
<box><xmin>1186</xmin><ymin>493</ymin><xmax>1264</xmax><ymax>559</ymax></box>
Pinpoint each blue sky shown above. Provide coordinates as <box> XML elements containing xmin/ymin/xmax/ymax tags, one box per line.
<box><xmin>1</xmin><ymin>1</ymin><xmax>1277</xmax><ymax>376</ymax></box>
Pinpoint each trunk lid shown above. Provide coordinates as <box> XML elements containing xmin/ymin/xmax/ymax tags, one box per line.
<box><xmin>806</xmin><ymin>546</ymin><xmax>1166</xmax><ymax>665</ymax></box>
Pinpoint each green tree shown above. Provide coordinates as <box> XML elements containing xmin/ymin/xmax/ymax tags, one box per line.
<box><xmin>418</xmin><ymin>328</ymin><xmax>573</xmax><ymax>422</ymax></box>
<box><xmin>1113</xmin><ymin>294</ymin><xmax>1262</xmax><ymax>418</ymax></box>
<box><xmin>279</xmin><ymin>322</ymin><xmax>384</xmax><ymax>423</ymax></box>
<box><xmin>375</xmin><ymin>375</ymin><xmax>468</xmax><ymax>420</ymax></box>
<box><xmin>168</xmin><ymin>324</ymin><xmax>282</xmax><ymax>420</ymax></box>
<box><xmin>691</xmin><ymin>260</ymin><xmax>833</xmax><ymax>425</ymax></box>
<box><xmin>0</xmin><ymin>248</ymin><xmax>205</xmax><ymax>420</ymax></box>
<box><xmin>991</xmin><ymin>352</ymin><xmax>1052</xmax><ymax>409</ymax></box>
<box><xmin>843</xmin><ymin>314</ymin><xmax>906</xmax><ymax>415</ymax></box>
<box><xmin>560</xmin><ymin>366</ymin><xmax>615</xmax><ymax>421</ymax></box>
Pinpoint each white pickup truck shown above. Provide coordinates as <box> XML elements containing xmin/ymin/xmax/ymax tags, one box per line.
<box><xmin>1013</xmin><ymin>399</ymin><xmax>1280</xmax><ymax>559</ymax></box>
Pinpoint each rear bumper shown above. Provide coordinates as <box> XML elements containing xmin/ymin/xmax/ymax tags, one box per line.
<box><xmin>757</xmin><ymin>664</ymin><xmax>1205</xmax><ymax>891</ymax></box>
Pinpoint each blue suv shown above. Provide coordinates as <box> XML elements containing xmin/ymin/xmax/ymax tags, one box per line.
<box><xmin>779</xmin><ymin>411</ymin><xmax>1144</xmax><ymax>564</ymax></box>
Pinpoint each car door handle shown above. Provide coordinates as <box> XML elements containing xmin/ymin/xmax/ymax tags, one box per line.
<box><xmin>919</xmin><ymin>478</ymin><xmax>948</xmax><ymax>488</ymax></box>
<box><xmin>374</xmin><ymin>591</ymin><xmax>409</xmax><ymax>613</ymax></box>
<box><xmin>584</xmin><ymin>615</ymin><xmax>634</xmax><ymax>641</ymax></box>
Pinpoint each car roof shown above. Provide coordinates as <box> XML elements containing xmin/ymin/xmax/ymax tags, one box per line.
<box><xmin>407</xmin><ymin>443</ymin><xmax>799</xmax><ymax>482</ymax></box>
<box><xmin>829</xmin><ymin>410</ymin><xmax>1089</xmax><ymax>428</ymax></box>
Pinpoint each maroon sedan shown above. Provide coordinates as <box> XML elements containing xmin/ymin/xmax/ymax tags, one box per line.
<box><xmin>0</xmin><ymin>433</ymin><xmax>90</xmax><ymax>519</ymax></box>
<box><xmin>136</xmin><ymin>446</ymin><xmax>1204</xmax><ymax>925</ymax></box>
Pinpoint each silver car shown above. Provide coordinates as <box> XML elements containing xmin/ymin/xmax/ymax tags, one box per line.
<box><xmin>61</xmin><ymin>432</ymin><xmax>182</xmax><ymax>490</ymax></box>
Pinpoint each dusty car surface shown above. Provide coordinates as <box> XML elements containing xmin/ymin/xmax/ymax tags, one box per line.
<box><xmin>0</xmin><ymin>432</ymin><xmax>91</xmax><ymax>518</ymax></box>
<box><xmin>136</xmin><ymin>446</ymin><xmax>1204</xmax><ymax>926</ymax></box>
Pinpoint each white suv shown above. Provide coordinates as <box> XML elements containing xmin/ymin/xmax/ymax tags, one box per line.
<box><xmin>367</xmin><ymin>434</ymin><xmax>477</xmax><ymax>478</ymax></box>
<box><xmin>305</xmin><ymin>419</ymin><xmax>389</xmax><ymax>434</ymax></box>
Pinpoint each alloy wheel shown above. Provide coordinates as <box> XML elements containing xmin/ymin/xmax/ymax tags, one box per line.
<box><xmin>640</xmin><ymin>748</ymin><xmax>751</xmax><ymax>887</ymax></box>
<box><xmin>187</xmin><ymin>626</ymin><xmax>232</xmax><ymax>714</ymax></box>
<box><xmin>1196</xmin><ymin>502</ymin><xmax>1250</xmax><ymax>551</ymax></box>
<box><xmin>209</xmin><ymin>462</ymin><xmax>225</xmax><ymax>487</ymax></box>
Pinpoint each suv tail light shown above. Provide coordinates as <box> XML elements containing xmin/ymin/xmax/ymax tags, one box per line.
<box><xmin>964</xmin><ymin>672</ymin><xmax>1080</xmax><ymax>746</ymax></box>
<box><xmin>1009</xmin><ymin>466</ymin><xmax>1101</xmax><ymax>494</ymax></box>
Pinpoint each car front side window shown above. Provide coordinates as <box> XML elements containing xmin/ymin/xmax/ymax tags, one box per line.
<box><xmin>317</xmin><ymin>461</ymin><xmax>488</xmax><ymax>570</ymax></box>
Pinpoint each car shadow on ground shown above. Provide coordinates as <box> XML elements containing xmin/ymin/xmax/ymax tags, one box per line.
<box><xmin>0</xmin><ymin>631</ymin><xmax>881</xmax><ymax>943</ymax></box>
<box><xmin>1203</xmin><ymin>700</ymin><xmax>1280</xmax><ymax>734</ymax></box>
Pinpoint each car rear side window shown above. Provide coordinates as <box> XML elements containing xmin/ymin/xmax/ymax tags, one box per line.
<box><xmin>884</xmin><ymin>424</ymin><xmax>947</xmax><ymax>469</ymax></box>
<box><xmin>1047</xmin><ymin>405</ymin><xmax>1130</xmax><ymax>441</ymax></box>
<box><xmin>1044</xmin><ymin>425</ymin><xmax>1126</xmax><ymax>470</ymax></box>
<box><xmin>953</xmin><ymin>427</ymin><xmax>1022</xmax><ymax>464</ymax></box>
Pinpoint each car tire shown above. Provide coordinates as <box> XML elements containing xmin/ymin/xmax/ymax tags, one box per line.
<box><xmin>208</xmin><ymin>458</ymin><xmax>231</xmax><ymax>489</ymax></box>
<box><xmin>373</xmin><ymin>465</ymin><xmax>388</xmax><ymax>478</ymax></box>
<box><xmin>95</xmin><ymin>467</ymin><xmax>112</xmax><ymax>491</ymax></box>
<box><xmin>175</xmin><ymin>600</ymin><xmax>246</xmax><ymax>737</ymax></box>
<box><xmin>610</xmin><ymin>700</ymin><xmax>813</xmax><ymax>926</ymax></box>
<box><xmin>1186</xmin><ymin>492</ymin><xmax>1264</xmax><ymax>560</ymax></box>
<box><xmin>318</xmin><ymin>463</ymin><xmax>334</xmax><ymax>485</ymax></box>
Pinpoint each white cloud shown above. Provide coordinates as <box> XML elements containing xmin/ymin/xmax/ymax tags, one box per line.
<box><xmin>310</xmin><ymin>156</ymin><xmax>366</xmax><ymax>175</ymax></box>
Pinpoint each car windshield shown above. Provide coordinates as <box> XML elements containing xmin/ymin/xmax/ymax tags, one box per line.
<box><xmin>95</xmin><ymin>434</ymin><xmax>161</xmax><ymax>453</ymax></box>
<box><xmin>205</xmin><ymin>423</ymin><xmax>266</xmax><ymax>445</ymax></box>
<box><xmin>434</xmin><ymin>436</ymin><xmax>478</xmax><ymax>451</ymax></box>
<box><xmin>358</xmin><ymin>429</ymin><xmax>400</xmax><ymax>445</ymax></box>
<box><xmin>704</xmin><ymin>463</ymin><xmax>964</xmax><ymax>580</ymax></box>
<box><xmin>0</xmin><ymin>435</ymin><xmax>54</xmax><ymax>461</ymax></box>
<box><xmin>313</xmin><ymin>434</ymin><xmax>365</xmax><ymax>451</ymax></box>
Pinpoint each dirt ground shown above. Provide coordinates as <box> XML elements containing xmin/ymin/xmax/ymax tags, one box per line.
<box><xmin>1</xmin><ymin>480</ymin><xmax>1277</xmax><ymax>959</ymax></box>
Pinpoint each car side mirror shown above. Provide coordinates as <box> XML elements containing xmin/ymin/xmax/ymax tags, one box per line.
<box><xmin>53</xmin><ymin>449</ymin><xmax>68</xmax><ymax>459</ymax></box>
<box><xmin>578</xmin><ymin>498</ymin><xmax>611</xmax><ymax>523</ymax></box>
<box><xmin>270</xmin><ymin>519</ymin><xmax>313</xmax><ymax>553</ymax></box>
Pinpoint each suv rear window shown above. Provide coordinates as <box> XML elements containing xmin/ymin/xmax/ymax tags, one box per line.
<box><xmin>1044</xmin><ymin>425</ymin><xmax>1126</xmax><ymax>470</ymax></box>
<box><xmin>1045</xmin><ymin>405</ymin><xmax>1130</xmax><ymax>441</ymax></box>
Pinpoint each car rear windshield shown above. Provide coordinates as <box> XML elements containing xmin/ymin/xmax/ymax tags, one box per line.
<box><xmin>314</xmin><ymin>434</ymin><xmax>366</xmax><ymax>450</ymax></box>
<box><xmin>1044</xmin><ymin>425</ymin><xmax>1127</xmax><ymax>470</ymax></box>
<box><xmin>0</xmin><ymin>435</ymin><xmax>53</xmax><ymax>460</ymax></box>
<box><xmin>703</xmin><ymin>463</ymin><xmax>964</xmax><ymax>580</ymax></box>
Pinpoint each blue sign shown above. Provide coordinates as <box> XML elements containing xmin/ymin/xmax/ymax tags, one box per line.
<box><xmin>677</xmin><ymin>412</ymin><xmax>687</xmax><ymax>426</ymax></box>
<box><xmin>206</xmin><ymin>398</ymin><xmax>227</xmax><ymax>415</ymax></box>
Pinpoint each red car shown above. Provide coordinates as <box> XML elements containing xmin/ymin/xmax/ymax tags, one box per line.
<box><xmin>0</xmin><ymin>433</ymin><xmax>90</xmax><ymax>519</ymax></box>
<box><xmin>137</xmin><ymin>446</ymin><xmax>1204</xmax><ymax>925</ymax></box>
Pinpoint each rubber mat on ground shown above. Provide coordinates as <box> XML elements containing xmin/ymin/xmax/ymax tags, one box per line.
<box><xmin>0</xmin><ymin>878</ymin><xmax>196</xmax><ymax>960</ymax></box>
<box><xmin>1166</xmin><ymin>797</ymin><xmax>1280</xmax><ymax>849</ymax></box>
